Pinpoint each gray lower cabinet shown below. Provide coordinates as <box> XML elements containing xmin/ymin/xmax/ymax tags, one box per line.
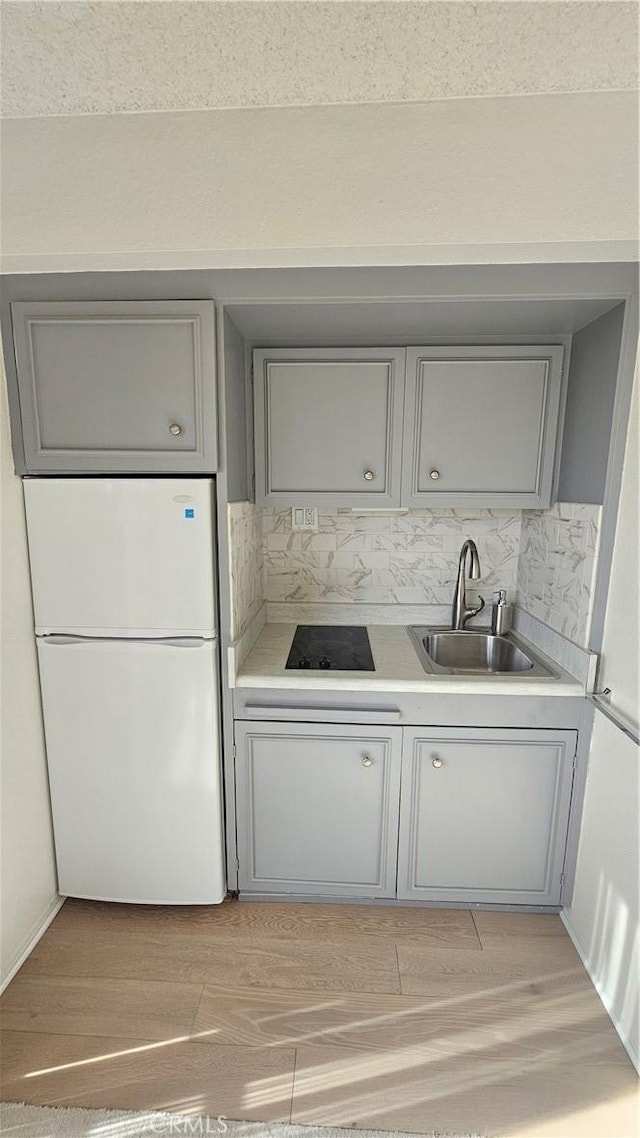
<box><xmin>11</xmin><ymin>300</ymin><xmax>217</xmax><ymax>472</ymax></box>
<box><xmin>402</xmin><ymin>346</ymin><xmax>565</xmax><ymax>508</ymax></box>
<box><xmin>234</xmin><ymin>721</ymin><xmax>402</xmax><ymax>896</ymax></box>
<box><xmin>397</xmin><ymin>727</ymin><xmax>577</xmax><ymax>906</ymax></box>
<box><xmin>253</xmin><ymin>348</ymin><xmax>405</xmax><ymax>506</ymax></box>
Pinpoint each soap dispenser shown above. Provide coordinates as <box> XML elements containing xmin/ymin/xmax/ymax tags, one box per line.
<box><xmin>491</xmin><ymin>589</ymin><xmax>511</xmax><ymax>636</ymax></box>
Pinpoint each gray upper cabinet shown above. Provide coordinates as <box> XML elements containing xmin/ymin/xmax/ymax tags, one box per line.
<box><xmin>235</xmin><ymin>721</ymin><xmax>402</xmax><ymax>897</ymax></box>
<box><xmin>253</xmin><ymin>348</ymin><xmax>405</xmax><ymax>506</ymax></box>
<box><xmin>253</xmin><ymin>343</ymin><xmax>565</xmax><ymax>508</ymax></box>
<box><xmin>402</xmin><ymin>346</ymin><xmax>565</xmax><ymax>508</ymax></box>
<box><xmin>11</xmin><ymin>300</ymin><xmax>217</xmax><ymax>473</ymax></box>
<box><xmin>397</xmin><ymin>727</ymin><xmax>576</xmax><ymax>906</ymax></box>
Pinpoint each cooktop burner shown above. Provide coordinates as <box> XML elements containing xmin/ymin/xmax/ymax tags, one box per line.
<box><xmin>285</xmin><ymin>625</ymin><xmax>375</xmax><ymax>671</ymax></box>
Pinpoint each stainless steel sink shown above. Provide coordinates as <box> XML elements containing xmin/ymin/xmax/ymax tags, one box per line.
<box><xmin>407</xmin><ymin>627</ymin><xmax>556</xmax><ymax>677</ymax></box>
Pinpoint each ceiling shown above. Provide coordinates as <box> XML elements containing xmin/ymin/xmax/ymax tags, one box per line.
<box><xmin>2</xmin><ymin>1</ymin><xmax>637</xmax><ymax>119</ymax></box>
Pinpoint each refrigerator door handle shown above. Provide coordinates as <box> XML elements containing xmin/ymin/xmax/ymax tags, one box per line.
<box><xmin>40</xmin><ymin>635</ymin><xmax>211</xmax><ymax>648</ymax></box>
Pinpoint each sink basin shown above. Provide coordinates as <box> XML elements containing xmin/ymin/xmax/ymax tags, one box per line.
<box><xmin>423</xmin><ymin>631</ymin><xmax>532</xmax><ymax>672</ymax></box>
<box><xmin>408</xmin><ymin>627</ymin><xmax>555</xmax><ymax>676</ymax></box>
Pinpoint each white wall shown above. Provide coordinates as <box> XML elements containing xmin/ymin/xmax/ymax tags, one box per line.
<box><xmin>2</xmin><ymin>91</ymin><xmax>637</xmax><ymax>274</ymax></box>
<box><xmin>563</xmin><ymin>372</ymin><xmax>639</xmax><ymax>1071</ymax></box>
<box><xmin>0</xmin><ymin>358</ymin><xmax>59</xmax><ymax>988</ymax></box>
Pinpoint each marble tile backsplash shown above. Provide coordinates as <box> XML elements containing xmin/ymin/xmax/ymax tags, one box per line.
<box><xmin>262</xmin><ymin>508</ymin><xmax>522</xmax><ymax>623</ymax></box>
<box><xmin>516</xmin><ymin>503</ymin><xmax>601</xmax><ymax>648</ymax></box>
<box><xmin>227</xmin><ymin>501</ymin><xmax>602</xmax><ymax>648</ymax></box>
<box><xmin>227</xmin><ymin>502</ymin><xmax>263</xmax><ymax>640</ymax></box>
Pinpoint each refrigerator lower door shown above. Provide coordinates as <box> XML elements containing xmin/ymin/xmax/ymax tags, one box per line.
<box><xmin>37</xmin><ymin>637</ymin><xmax>225</xmax><ymax>904</ymax></box>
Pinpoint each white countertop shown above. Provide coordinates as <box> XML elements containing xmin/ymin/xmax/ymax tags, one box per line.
<box><xmin>235</xmin><ymin>623</ymin><xmax>585</xmax><ymax>696</ymax></box>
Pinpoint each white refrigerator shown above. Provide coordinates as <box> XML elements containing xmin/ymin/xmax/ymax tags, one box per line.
<box><xmin>24</xmin><ymin>478</ymin><xmax>226</xmax><ymax>905</ymax></box>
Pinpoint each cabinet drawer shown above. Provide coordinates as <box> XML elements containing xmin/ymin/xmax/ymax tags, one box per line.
<box><xmin>235</xmin><ymin>721</ymin><xmax>402</xmax><ymax>897</ymax></box>
<box><xmin>12</xmin><ymin>300</ymin><xmax>217</xmax><ymax>473</ymax></box>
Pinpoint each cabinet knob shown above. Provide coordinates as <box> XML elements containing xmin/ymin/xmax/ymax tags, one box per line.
<box><xmin>363</xmin><ymin>470</ymin><xmax>375</xmax><ymax>481</ymax></box>
<box><xmin>361</xmin><ymin>754</ymin><xmax>374</xmax><ymax>767</ymax></box>
<box><xmin>432</xmin><ymin>755</ymin><xmax>443</xmax><ymax>768</ymax></box>
<box><xmin>169</xmin><ymin>423</ymin><xmax>183</xmax><ymax>436</ymax></box>
<box><xmin>429</xmin><ymin>469</ymin><xmax>440</xmax><ymax>481</ymax></box>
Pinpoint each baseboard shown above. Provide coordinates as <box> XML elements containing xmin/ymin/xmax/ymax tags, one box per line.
<box><xmin>0</xmin><ymin>894</ymin><xmax>66</xmax><ymax>993</ymax></box>
<box><xmin>561</xmin><ymin>910</ymin><xmax>640</xmax><ymax>1074</ymax></box>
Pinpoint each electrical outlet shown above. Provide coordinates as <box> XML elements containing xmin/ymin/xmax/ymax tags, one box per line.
<box><xmin>291</xmin><ymin>507</ymin><xmax>318</xmax><ymax>531</ymax></box>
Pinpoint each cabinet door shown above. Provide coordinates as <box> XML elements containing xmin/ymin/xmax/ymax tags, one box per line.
<box><xmin>11</xmin><ymin>300</ymin><xmax>217</xmax><ymax>472</ymax></box>
<box><xmin>402</xmin><ymin>346</ymin><xmax>564</xmax><ymax>507</ymax></box>
<box><xmin>398</xmin><ymin>728</ymin><xmax>576</xmax><ymax>905</ymax></box>
<box><xmin>254</xmin><ymin>348</ymin><xmax>405</xmax><ymax>506</ymax></box>
<box><xmin>235</xmin><ymin>721</ymin><xmax>402</xmax><ymax>896</ymax></box>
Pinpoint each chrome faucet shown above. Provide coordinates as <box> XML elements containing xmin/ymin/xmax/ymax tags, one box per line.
<box><xmin>451</xmin><ymin>539</ymin><xmax>485</xmax><ymax>630</ymax></box>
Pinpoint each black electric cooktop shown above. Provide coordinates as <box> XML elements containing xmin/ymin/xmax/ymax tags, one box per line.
<box><xmin>285</xmin><ymin>625</ymin><xmax>375</xmax><ymax>671</ymax></box>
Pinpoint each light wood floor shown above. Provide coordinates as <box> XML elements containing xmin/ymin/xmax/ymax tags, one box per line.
<box><xmin>1</xmin><ymin>899</ymin><xmax>637</xmax><ymax>1136</ymax></box>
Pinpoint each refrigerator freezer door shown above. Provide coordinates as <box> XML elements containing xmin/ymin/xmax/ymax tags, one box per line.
<box><xmin>37</xmin><ymin>637</ymin><xmax>225</xmax><ymax>904</ymax></box>
<box><xmin>24</xmin><ymin>479</ymin><xmax>216</xmax><ymax>636</ymax></box>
